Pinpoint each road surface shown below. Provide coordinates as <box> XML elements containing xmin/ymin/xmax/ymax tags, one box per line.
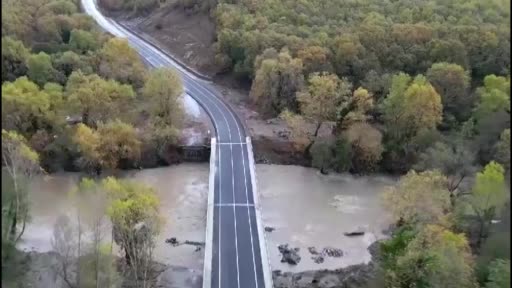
<box><xmin>80</xmin><ymin>1</ymin><xmax>271</xmax><ymax>287</ymax></box>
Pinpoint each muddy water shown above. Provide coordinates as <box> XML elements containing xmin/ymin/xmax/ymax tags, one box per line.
<box><xmin>20</xmin><ymin>163</ymin><xmax>394</xmax><ymax>280</ymax></box>
<box><xmin>257</xmin><ymin>165</ymin><xmax>395</xmax><ymax>272</ymax></box>
<box><xmin>20</xmin><ymin>164</ymin><xmax>209</xmax><ymax>272</ymax></box>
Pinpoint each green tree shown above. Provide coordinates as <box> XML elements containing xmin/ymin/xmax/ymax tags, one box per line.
<box><xmin>54</xmin><ymin>51</ymin><xmax>93</xmax><ymax>77</ymax></box>
<box><xmin>1</xmin><ymin>77</ymin><xmax>53</xmax><ymax>136</ymax></box>
<box><xmin>142</xmin><ymin>68</ymin><xmax>184</xmax><ymax>127</ymax></box>
<box><xmin>1</xmin><ymin>37</ymin><xmax>29</xmax><ymax>82</ymax></box>
<box><xmin>27</xmin><ymin>52</ymin><xmax>56</xmax><ymax>86</ymax></box>
<box><xmin>72</xmin><ymin>123</ymin><xmax>102</xmax><ymax>172</ymax></box>
<box><xmin>103</xmin><ymin>177</ymin><xmax>161</xmax><ymax>285</ymax></box>
<box><xmin>474</xmin><ymin>75</ymin><xmax>510</xmax><ymax>121</ymax></box>
<box><xmin>382</xmin><ymin>73</ymin><xmax>443</xmax><ymax>142</ymax></box>
<box><xmin>494</xmin><ymin>129</ymin><xmax>510</xmax><ymax>171</ymax></box>
<box><xmin>382</xmin><ymin>170</ymin><xmax>451</xmax><ymax>228</ymax></box>
<box><xmin>463</xmin><ymin>161</ymin><xmax>508</xmax><ymax>246</ymax></box>
<box><xmin>426</xmin><ymin>62</ymin><xmax>472</xmax><ymax>124</ymax></box>
<box><xmin>65</xmin><ymin>71</ymin><xmax>135</xmax><ymax>126</ymax></box>
<box><xmin>485</xmin><ymin>259</ymin><xmax>510</xmax><ymax>288</ymax></box>
<box><xmin>310</xmin><ymin>139</ymin><xmax>334</xmax><ymax>174</ymax></box>
<box><xmin>384</xmin><ymin>224</ymin><xmax>476</xmax><ymax>288</ymax></box>
<box><xmin>98</xmin><ymin>38</ymin><xmax>146</xmax><ymax>88</ymax></box>
<box><xmin>69</xmin><ymin>29</ymin><xmax>99</xmax><ymax>54</ymax></box>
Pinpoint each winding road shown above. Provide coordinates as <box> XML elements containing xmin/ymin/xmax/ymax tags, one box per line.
<box><xmin>81</xmin><ymin>1</ymin><xmax>272</xmax><ymax>287</ymax></box>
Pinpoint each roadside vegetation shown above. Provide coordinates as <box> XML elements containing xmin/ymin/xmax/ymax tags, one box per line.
<box><xmin>2</xmin><ymin>0</ymin><xmax>183</xmax><ymax>286</ymax></box>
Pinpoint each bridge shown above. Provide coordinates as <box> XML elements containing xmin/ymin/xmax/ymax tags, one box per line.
<box><xmin>81</xmin><ymin>1</ymin><xmax>273</xmax><ymax>287</ymax></box>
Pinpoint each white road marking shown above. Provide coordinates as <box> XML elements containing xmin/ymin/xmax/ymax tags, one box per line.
<box><xmin>217</xmin><ymin>142</ymin><xmax>247</xmax><ymax>145</ymax></box>
<box><xmin>230</xmin><ymin>141</ymin><xmax>241</xmax><ymax>288</ymax></box>
<box><xmin>218</xmin><ymin>138</ymin><xmax>222</xmax><ymax>288</ymax></box>
<box><xmin>241</xmin><ymin>141</ymin><xmax>260</xmax><ymax>287</ymax></box>
<box><xmin>215</xmin><ymin>203</ymin><xmax>255</xmax><ymax>207</ymax></box>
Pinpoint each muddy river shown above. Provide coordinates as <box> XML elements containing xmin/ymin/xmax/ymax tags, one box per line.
<box><xmin>20</xmin><ymin>164</ymin><xmax>394</xmax><ymax>284</ymax></box>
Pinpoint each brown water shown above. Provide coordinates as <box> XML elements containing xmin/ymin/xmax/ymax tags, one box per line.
<box><xmin>20</xmin><ymin>163</ymin><xmax>394</xmax><ymax>278</ymax></box>
<box><xmin>257</xmin><ymin>165</ymin><xmax>395</xmax><ymax>272</ymax></box>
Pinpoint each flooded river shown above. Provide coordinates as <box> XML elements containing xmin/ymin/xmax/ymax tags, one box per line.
<box><xmin>20</xmin><ymin>163</ymin><xmax>394</xmax><ymax>281</ymax></box>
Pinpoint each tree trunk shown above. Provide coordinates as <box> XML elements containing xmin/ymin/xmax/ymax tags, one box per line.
<box><xmin>304</xmin><ymin>122</ymin><xmax>322</xmax><ymax>158</ymax></box>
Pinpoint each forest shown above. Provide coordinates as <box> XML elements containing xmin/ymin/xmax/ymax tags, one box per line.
<box><xmin>2</xmin><ymin>0</ymin><xmax>184</xmax><ymax>286</ymax></box>
<box><xmin>2</xmin><ymin>0</ymin><xmax>511</xmax><ymax>287</ymax></box>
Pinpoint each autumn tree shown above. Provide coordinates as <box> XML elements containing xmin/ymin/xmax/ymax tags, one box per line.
<box><xmin>250</xmin><ymin>49</ymin><xmax>305</xmax><ymax>116</ymax></box>
<box><xmin>98</xmin><ymin>38</ymin><xmax>146</xmax><ymax>88</ymax></box>
<box><xmin>27</xmin><ymin>52</ymin><xmax>57</xmax><ymax>86</ymax></box>
<box><xmin>462</xmin><ymin>162</ymin><xmax>508</xmax><ymax>247</ymax></box>
<box><xmin>382</xmin><ymin>224</ymin><xmax>476</xmax><ymax>288</ymax></box>
<box><xmin>1</xmin><ymin>130</ymin><xmax>41</xmax><ymax>247</ymax></box>
<box><xmin>382</xmin><ymin>170</ymin><xmax>451</xmax><ymax>228</ymax></box>
<box><xmin>103</xmin><ymin>177</ymin><xmax>161</xmax><ymax>285</ymax></box>
<box><xmin>426</xmin><ymin>62</ymin><xmax>472</xmax><ymax>124</ymax></box>
<box><xmin>341</xmin><ymin>87</ymin><xmax>374</xmax><ymax>128</ymax></box>
<box><xmin>65</xmin><ymin>71</ymin><xmax>135</xmax><ymax>126</ymax></box>
<box><xmin>345</xmin><ymin>122</ymin><xmax>383</xmax><ymax>173</ymax></box>
<box><xmin>53</xmin><ymin>51</ymin><xmax>93</xmax><ymax>78</ymax></box>
<box><xmin>73</xmin><ymin>121</ymin><xmax>141</xmax><ymax>172</ymax></box>
<box><xmin>297</xmin><ymin>45</ymin><xmax>332</xmax><ymax>75</ymax></box>
<box><xmin>298</xmin><ymin>72</ymin><xmax>352</xmax><ymax>136</ymax></box>
<box><xmin>1</xmin><ymin>37</ymin><xmax>29</xmax><ymax>82</ymax></box>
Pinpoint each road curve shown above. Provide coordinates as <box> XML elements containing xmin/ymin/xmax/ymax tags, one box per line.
<box><xmin>80</xmin><ymin>1</ymin><xmax>272</xmax><ymax>287</ymax></box>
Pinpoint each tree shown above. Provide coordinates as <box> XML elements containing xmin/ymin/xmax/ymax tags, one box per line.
<box><xmin>297</xmin><ymin>72</ymin><xmax>352</xmax><ymax>136</ymax></box>
<box><xmin>2</xmin><ymin>77</ymin><xmax>52</xmax><ymax>136</ymax></box>
<box><xmin>463</xmin><ymin>161</ymin><xmax>508</xmax><ymax>247</ymax></box>
<box><xmin>72</xmin><ymin>124</ymin><xmax>102</xmax><ymax>172</ymax></box>
<box><xmin>250</xmin><ymin>49</ymin><xmax>305</xmax><ymax>116</ymax></box>
<box><xmin>1</xmin><ymin>130</ymin><xmax>41</xmax><ymax>246</ymax></box>
<box><xmin>485</xmin><ymin>259</ymin><xmax>510</xmax><ymax>288</ymax></box>
<box><xmin>297</xmin><ymin>45</ymin><xmax>332</xmax><ymax>75</ymax></box>
<box><xmin>68</xmin><ymin>29</ymin><xmax>99</xmax><ymax>54</ymax></box>
<box><xmin>473</xmin><ymin>75</ymin><xmax>510</xmax><ymax>121</ymax></box>
<box><xmin>414</xmin><ymin>138</ymin><xmax>476</xmax><ymax>204</ymax></box>
<box><xmin>54</xmin><ymin>51</ymin><xmax>93</xmax><ymax>78</ymax></box>
<box><xmin>27</xmin><ymin>52</ymin><xmax>56</xmax><ymax>86</ymax></box>
<box><xmin>382</xmin><ymin>170</ymin><xmax>451</xmax><ymax>228</ymax></box>
<box><xmin>65</xmin><ymin>71</ymin><xmax>135</xmax><ymax>126</ymax></box>
<box><xmin>102</xmin><ymin>177</ymin><xmax>161</xmax><ymax>286</ymax></box>
<box><xmin>96</xmin><ymin>120</ymin><xmax>141</xmax><ymax>170</ymax></box>
<box><xmin>382</xmin><ymin>73</ymin><xmax>443</xmax><ymax>142</ymax></box>
<box><xmin>310</xmin><ymin>139</ymin><xmax>334</xmax><ymax>174</ymax></box>
<box><xmin>384</xmin><ymin>224</ymin><xmax>476</xmax><ymax>288</ymax></box>
<box><xmin>72</xmin><ymin>121</ymin><xmax>141</xmax><ymax>172</ymax></box>
<box><xmin>142</xmin><ymin>68</ymin><xmax>184</xmax><ymax>128</ymax></box>
<box><xmin>1</xmin><ymin>37</ymin><xmax>29</xmax><ymax>82</ymax></box>
<box><xmin>494</xmin><ymin>129</ymin><xmax>510</xmax><ymax>171</ymax></box>
<box><xmin>341</xmin><ymin>87</ymin><xmax>374</xmax><ymax>128</ymax></box>
<box><xmin>345</xmin><ymin>122</ymin><xmax>383</xmax><ymax>173</ymax></box>
<box><xmin>426</xmin><ymin>62</ymin><xmax>472</xmax><ymax>124</ymax></box>
<box><xmin>98</xmin><ymin>38</ymin><xmax>146</xmax><ymax>88</ymax></box>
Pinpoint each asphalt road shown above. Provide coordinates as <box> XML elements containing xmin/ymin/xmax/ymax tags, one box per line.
<box><xmin>81</xmin><ymin>1</ymin><xmax>269</xmax><ymax>287</ymax></box>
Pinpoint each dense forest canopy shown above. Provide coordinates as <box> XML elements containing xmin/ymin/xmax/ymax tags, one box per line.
<box><xmin>215</xmin><ymin>0</ymin><xmax>510</xmax><ymax>85</ymax></box>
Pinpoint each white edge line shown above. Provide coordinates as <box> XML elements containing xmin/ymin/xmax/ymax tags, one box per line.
<box><xmin>247</xmin><ymin>136</ymin><xmax>274</xmax><ymax>288</ymax></box>
<box><xmin>202</xmin><ymin>137</ymin><xmax>216</xmax><ymax>288</ymax></box>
